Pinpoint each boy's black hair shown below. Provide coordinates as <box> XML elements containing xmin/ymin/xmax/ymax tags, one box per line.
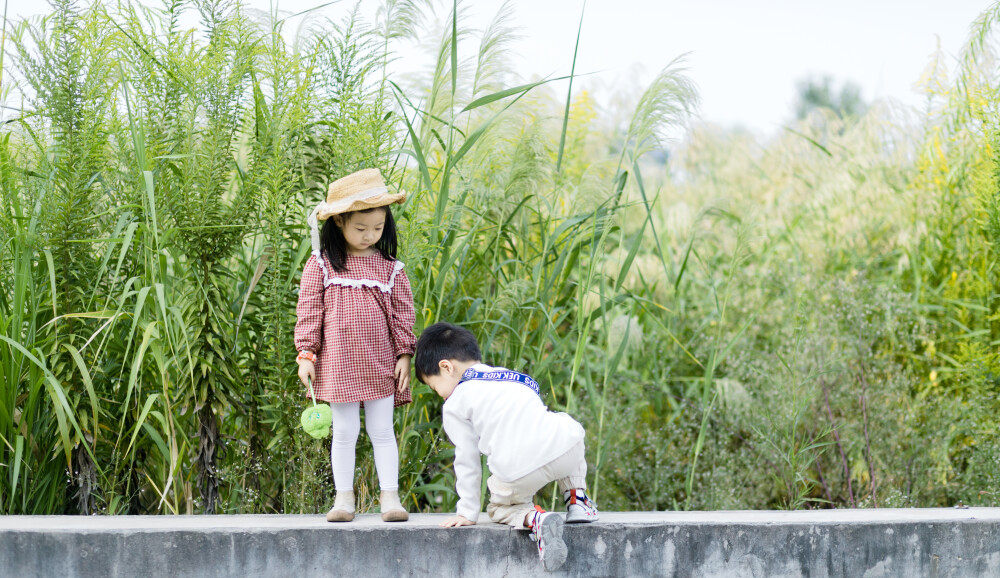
<box><xmin>414</xmin><ymin>322</ymin><xmax>483</xmax><ymax>383</ymax></box>
<box><xmin>321</xmin><ymin>206</ymin><xmax>398</xmax><ymax>272</ymax></box>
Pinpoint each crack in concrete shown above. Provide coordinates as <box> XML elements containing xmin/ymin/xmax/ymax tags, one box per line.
<box><xmin>503</xmin><ymin>525</ymin><xmax>513</xmax><ymax>577</ymax></box>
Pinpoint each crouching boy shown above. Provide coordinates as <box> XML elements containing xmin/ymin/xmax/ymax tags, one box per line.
<box><xmin>414</xmin><ymin>322</ymin><xmax>598</xmax><ymax>572</ymax></box>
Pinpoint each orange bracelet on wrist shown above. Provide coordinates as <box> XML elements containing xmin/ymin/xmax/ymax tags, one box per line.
<box><xmin>297</xmin><ymin>350</ymin><xmax>316</xmax><ymax>363</ymax></box>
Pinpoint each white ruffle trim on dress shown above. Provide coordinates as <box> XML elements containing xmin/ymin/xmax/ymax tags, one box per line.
<box><xmin>311</xmin><ymin>250</ymin><xmax>405</xmax><ymax>293</ymax></box>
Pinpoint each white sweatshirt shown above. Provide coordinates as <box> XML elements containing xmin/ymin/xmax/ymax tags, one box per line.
<box><xmin>442</xmin><ymin>363</ymin><xmax>585</xmax><ymax>522</ymax></box>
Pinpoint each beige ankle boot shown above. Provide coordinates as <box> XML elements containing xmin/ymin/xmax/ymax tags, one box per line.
<box><xmin>380</xmin><ymin>490</ymin><xmax>408</xmax><ymax>522</ymax></box>
<box><xmin>326</xmin><ymin>490</ymin><xmax>355</xmax><ymax>522</ymax></box>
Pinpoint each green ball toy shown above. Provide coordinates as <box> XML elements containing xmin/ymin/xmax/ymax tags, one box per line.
<box><xmin>300</xmin><ymin>378</ymin><xmax>331</xmax><ymax>439</ymax></box>
<box><xmin>301</xmin><ymin>403</ymin><xmax>332</xmax><ymax>439</ymax></box>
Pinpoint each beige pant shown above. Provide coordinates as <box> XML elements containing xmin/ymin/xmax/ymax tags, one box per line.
<box><xmin>486</xmin><ymin>440</ymin><xmax>588</xmax><ymax>527</ymax></box>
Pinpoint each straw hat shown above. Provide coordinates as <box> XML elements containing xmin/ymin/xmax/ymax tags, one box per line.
<box><xmin>315</xmin><ymin>168</ymin><xmax>405</xmax><ymax>220</ymax></box>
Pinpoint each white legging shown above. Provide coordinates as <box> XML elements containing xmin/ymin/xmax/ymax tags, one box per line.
<box><xmin>329</xmin><ymin>394</ymin><xmax>399</xmax><ymax>492</ymax></box>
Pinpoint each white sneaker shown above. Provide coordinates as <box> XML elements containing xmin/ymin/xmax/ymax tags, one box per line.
<box><xmin>529</xmin><ymin>507</ymin><xmax>567</xmax><ymax>572</ymax></box>
<box><xmin>326</xmin><ymin>490</ymin><xmax>355</xmax><ymax>522</ymax></box>
<box><xmin>563</xmin><ymin>489</ymin><xmax>599</xmax><ymax>523</ymax></box>
<box><xmin>380</xmin><ymin>490</ymin><xmax>409</xmax><ymax>522</ymax></box>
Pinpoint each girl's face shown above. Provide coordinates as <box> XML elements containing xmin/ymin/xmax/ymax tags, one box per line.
<box><xmin>333</xmin><ymin>209</ymin><xmax>385</xmax><ymax>255</ymax></box>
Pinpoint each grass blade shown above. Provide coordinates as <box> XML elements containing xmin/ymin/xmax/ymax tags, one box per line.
<box><xmin>556</xmin><ymin>0</ymin><xmax>585</xmax><ymax>173</ymax></box>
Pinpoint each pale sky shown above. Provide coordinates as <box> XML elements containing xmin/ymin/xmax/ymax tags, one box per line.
<box><xmin>1</xmin><ymin>0</ymin><xmax>994</xmax><ymax>133</ymax></box>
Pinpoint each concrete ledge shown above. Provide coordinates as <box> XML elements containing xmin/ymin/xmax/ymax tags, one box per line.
<box><xmin>4</xmin><ymin>509</ymin><xmax>1000</xmax><ymax>577</ymax></box>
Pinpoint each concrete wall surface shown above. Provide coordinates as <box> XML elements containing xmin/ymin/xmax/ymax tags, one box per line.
<box><xmin>3</xmin><ymin>509</ymin><xmax>1000</xmax><ymax>577</ymax></box>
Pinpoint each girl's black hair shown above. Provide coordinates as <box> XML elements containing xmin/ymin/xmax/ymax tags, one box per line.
<box><xmin>321</xmin><ymin>206</ymin><xmax>398</xmax><ymax>272</ymax></box>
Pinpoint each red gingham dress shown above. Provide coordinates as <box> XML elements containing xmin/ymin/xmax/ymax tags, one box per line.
<box><xmin>294</xmin><ymin>251</ymin><xmax>416</xmax><ymax>406</ymax></box>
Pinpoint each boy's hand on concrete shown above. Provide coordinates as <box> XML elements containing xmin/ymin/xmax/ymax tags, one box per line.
<box><xmin>297</xmin><ymin>359</ymin><xmax>315</xmax><ymax>386</ymax></box>
<box><xmin>440</xmin><ymin>515</ymin><xmax>475</xmax><ymax>528</ymax></box>
<box><xmin>395</xmin><ymin>355</ymin><xmax>411</xmax><ymax>393</ymax></box>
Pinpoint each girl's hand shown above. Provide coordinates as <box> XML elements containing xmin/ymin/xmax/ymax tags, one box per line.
<box><xmin>395</xmin><ymin>355</ymin><xmax>411</xmax><ymax>393</ymax></box>
<box><xmin>440</xmin><ymin>515</ymin><xmax>475</xmax><ymax>528</ymax></box>
<box><xmin>298</xmin><ymin>359</ymin><xmax>315</xmax><ymax>386</ymax></box>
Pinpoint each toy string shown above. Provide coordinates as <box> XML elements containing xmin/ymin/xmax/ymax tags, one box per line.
<box><xmin>306</xmin><ymin>377</ymin><xmax>318</xmax><ymax>407</ymax></box>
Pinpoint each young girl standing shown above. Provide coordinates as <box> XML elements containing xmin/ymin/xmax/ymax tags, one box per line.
<box><xmin>294</xmin><ymin>168</ymin><xmax>416</xmax><ymax>523</ymax></box>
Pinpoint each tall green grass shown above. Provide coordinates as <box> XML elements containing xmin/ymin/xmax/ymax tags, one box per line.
<box><xmin>4</xmin><ymin>0</ymin><xmax>1000</xmax><ymax>515</ymax></box>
